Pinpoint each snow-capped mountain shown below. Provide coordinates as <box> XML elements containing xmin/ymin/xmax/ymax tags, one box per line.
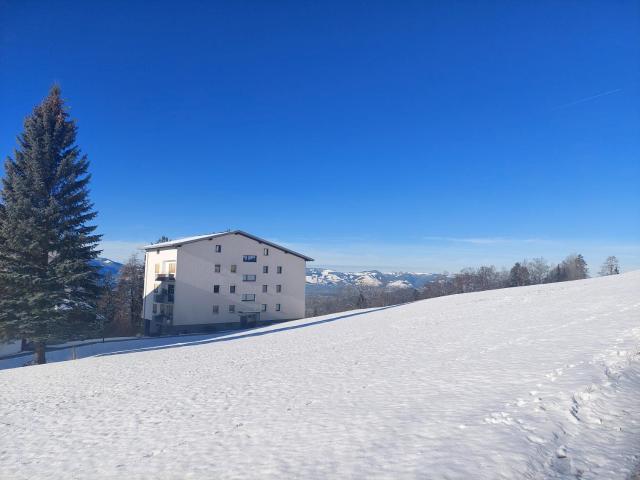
<box><xmin>90</xmin><ymin>258</ymin><xmax>123</xmax><ymax>278</ymax></box>
<box><xmin>306</xmin><ymin>268</ymin><xmax>441</xmax><ymax>292</ymax></box>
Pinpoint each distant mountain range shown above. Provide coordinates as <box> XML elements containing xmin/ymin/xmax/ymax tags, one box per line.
<box><xmin>91</xmin><ymin>258</ymin><xmax>440</xmax><ymax>292</ymax></box>
<box><xmin>305</xmin><ymin>268</ymin><xmax>442</xmax><ymax>293</ymax></box>
<box><xmin>90</xmin><ymin>258</ymin><xmax>123</xmax><ymax>278</ymax></box>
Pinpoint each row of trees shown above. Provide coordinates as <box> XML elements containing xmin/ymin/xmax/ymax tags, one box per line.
<box><xmin>423</xmin><ymin>254</ymin><xmax>619</xmax><ymax>299</ymax></box>
<box><xmin>307</xmin><ymin>254</ymin><xmax>621</xmax><ymax>317</ymax></box>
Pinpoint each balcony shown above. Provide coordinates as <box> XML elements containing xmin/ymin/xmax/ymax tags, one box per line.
<box><xmin>155</xmin><ymin>273</ymin><xmax>175</xmax><ymax>282</ymax></box>
<box><xmin>154</xmin><ymin>293</ymin><xmax>174</xmax><ymax>304</ymax></box>
<box><xmin>153</xmin><ymin>314</ymin><xmax>173</xmax><ymax>325</ymax></box>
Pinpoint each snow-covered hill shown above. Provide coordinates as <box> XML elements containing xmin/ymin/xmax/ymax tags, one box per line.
<box><xmin>1</xmin><ymin>272</ymin><xmax>639</xmax><ymax>479</ymax></box>
<box><xmin>306</xmin><ymin>267</ymin><xmax>441</xmax><ymax>291</ymax></box>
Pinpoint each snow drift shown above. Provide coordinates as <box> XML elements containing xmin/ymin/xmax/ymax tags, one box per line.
<box><xmin>1</xmin><ymin>272</ymin><xmax>639</xmax><ymax>479</ymax></box>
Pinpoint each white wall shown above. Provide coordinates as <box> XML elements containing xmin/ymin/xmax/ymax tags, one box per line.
<box><xmin>143</xmin><ymin>233</ymin><xmax>306</xmax><ymax>328</ymax></box>
<box><xmin>142</xmin><ymin>248</ymin><xmax>178</xmax><ymax>324</ymax></box>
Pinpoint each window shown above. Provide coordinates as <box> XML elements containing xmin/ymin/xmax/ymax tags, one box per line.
<box><xmin>264</xmin><ymin>248</ymin><xmax>269</xmax><ymax>256</ymax></box>
<box><xmin>152</xmin><ymin>303</ymin><xmax>158</xmax><ymax>314</ymax></box>
<box><xmin>277</xmin><ymin>266</ymin><xmax>283</xmax><ymax>274</ymax></box>
<box><xmin>167</xmin><ymin>284</ymin><xmax>175</xmax><ymax>302</ymax></box>
<box><xmin>262</xmin><ymin>285</ymin><xmax>268</xmax><ymax>293</ymax></box>
<box><xmin>215</xmin><ymin>245</ymin><xmax>222</xmax><ymax>253</ymax></box>
<box><xmin>213</xmin><ymin>285</ymin><xmax>220</xmax><ymax>294</ymax></box>
<box><xmin>168</xmin><ymin>262</ymin><xmax>176</xmax><ymax>275</ymax></box>
<box><xmin>231</xmin><ymin>264</ymin><xmax>237</xmax><ymax>273</ymax></box>
<box><xmin>154</xmin><ymin>263</ymin><xmax>160</xmax><ymax>274</ymax></box>
<box><xmin>230</xmin><ymin>285</ymin><xmax>236</xmax><ymax>294</ymax></box>
<box><xmin>242</xmin><ymin>293</ymin><xmax>256</xmax><ymax>301</ymax></box>
<box><xmin>243</xmin><ymin>255</ymin><xmax>257</xmax><ymax>262</ymax></box>
<box><xmin>229</xmin><ymin>305</ymin><xmax>235</xmax><ymax>313</ymax></box>
<box><xmin>242</xmin><ymin>274</ymin><xmax>256</xmax><ymax>282</ymax></box>
<box><xmin>263</xmin><ymin>266</ymin><xmax>269</xmax><ymax>274</ymax></box>
<box><xmin>214</xmin><ymin>264</ymin><xmax>221</xmax><ymax>273</ymax></box>
<box><xmin>276</xmin><ymin>284</ymin><xmax>282</xmax><ymax>293</ymax></box>
<box><xmin>261</xmin><ymin>304</ymin><xmax>267</xmax><ymax>312</ymax></box>
<box><xmin>276</xmin><ymin>303</ymin><xmax>281</xmax><ymax>311</ymax></box>
<box><xmin>212</xmin><ymin>305</ymin><xmax>219</xmax><ymax>314</ymax></box>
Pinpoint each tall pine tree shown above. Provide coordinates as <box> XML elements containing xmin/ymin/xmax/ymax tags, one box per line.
<box><xmin>0</xmin><ymin>86</ymin><xmax>101</xmax><ymax>363</ymax></box>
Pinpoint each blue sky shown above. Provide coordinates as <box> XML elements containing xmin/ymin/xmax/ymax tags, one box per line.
<box><xmin>1</xmin><ymin>1</ymin><xmax>639</xmax><ymax>272</ymax></box>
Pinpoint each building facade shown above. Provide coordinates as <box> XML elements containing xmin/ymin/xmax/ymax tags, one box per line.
<box><xmin>141</xmin><ymin>231</ymin><xmax>313</xmax><ymax>335</ymax></box>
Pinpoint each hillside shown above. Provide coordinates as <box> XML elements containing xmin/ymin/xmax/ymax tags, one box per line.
<box><xmin>1</xmin><ymin>272</ymin><xmax>639</xmax><ymax>479</ymax></box>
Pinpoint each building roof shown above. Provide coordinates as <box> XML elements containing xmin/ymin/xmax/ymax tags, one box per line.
<box><xmin>142</xmin><ymin>230</ymin><xmax>314</xmax><ymax>261</ymax></box>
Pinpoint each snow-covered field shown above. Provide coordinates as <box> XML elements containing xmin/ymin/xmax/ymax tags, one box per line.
<box><xmin>0</xmin><ymin>333</ymin><xmax>236</xmax><ymax>370</ymax></box>
<box><xmin>1</xmin><ymin>272</ymin><xmax>639</xmax><ymax>479</ymax></box>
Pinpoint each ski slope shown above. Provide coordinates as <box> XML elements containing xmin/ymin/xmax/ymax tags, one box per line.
<box><xmin>1</xmin><ymin>272</ymin><xmax>639</xmax><ymax>479</ymax></box>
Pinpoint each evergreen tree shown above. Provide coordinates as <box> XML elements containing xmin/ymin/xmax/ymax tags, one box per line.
<box><xmin>561</xmin><ymin>253</ymin><xmax>588</xmax><ymax>280</ymax></box>
<box><xmin>0</xmin><ymin>86</ymin><xmax>101</xmax><ymax>363</ymax></box>
<box><xmin>509</xmin><ymin>262</ymin><xmax>530</xmax><ymax>287</ymax></box>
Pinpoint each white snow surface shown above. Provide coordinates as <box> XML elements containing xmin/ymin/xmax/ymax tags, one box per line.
<box><xmin>2</xmin><ymin>272</ymin><xmax>640</xmax><ymax>479</ymax></box>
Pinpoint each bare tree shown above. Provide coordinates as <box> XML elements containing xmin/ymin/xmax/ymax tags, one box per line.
<box><xmin>110</xmin><ymin>255</ymin><xmax>145</xmax><ymax>336</ymax></box>
<box><xmin>526</xmin><ymin>258</ymin><xmax>550</xmax><ymax>284</ymax></box>
<box><xmin>598</xmin><ymin>256</ymin><xmax>620</xmax><ymax>276</ymax></box>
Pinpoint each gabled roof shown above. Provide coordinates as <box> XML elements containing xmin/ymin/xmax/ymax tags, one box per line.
<box><xmin>142</xmin><ymin>230</ymin><xmax>314</xmax><ymax>261</ymax></box>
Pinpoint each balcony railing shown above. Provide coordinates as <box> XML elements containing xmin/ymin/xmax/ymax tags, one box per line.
<box><xmin>155</xmin><ymin>273</ymin><xmax>175</xmax><ymax>281</ymax></box>
<box><xmin>154</xmin><ymin>293</ymin><xmax>174</xmax><ymax>304</ymax></box>
<box><xmin>153</xmin><ymin>314</ymin><xmax>173</xmax><ymax>325</ymax></box>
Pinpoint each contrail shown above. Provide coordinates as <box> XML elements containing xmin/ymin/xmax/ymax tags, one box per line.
<box><xmin>553</xmin><ymin>88</ymin><xmax>622</xmax><ymax>110</ymax></box>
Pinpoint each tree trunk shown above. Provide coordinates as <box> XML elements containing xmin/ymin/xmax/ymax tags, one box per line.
<box><xmin>34</xmin><ymin>342</ymin><xmax>46</xmax><ymax>364</ymax></box>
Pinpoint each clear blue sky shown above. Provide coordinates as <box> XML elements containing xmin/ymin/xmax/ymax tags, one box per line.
<box><xmin>1</xmin><ymin>1</ymin><xmax>639</xmax><ymax>272</ymax></box>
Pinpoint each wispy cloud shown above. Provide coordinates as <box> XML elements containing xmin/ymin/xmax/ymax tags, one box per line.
<box><xmin>422</xmin><ymin>236</ymin><xmax>547</xmax><ymax>245</ymax></box>
<box><xmin>98</xmin><ymin>240</ymin><xmax>146</xmax><ymax>262</ymax></box>
<box><xmin>553</xmin><ymin>88</ymin><xmax>622</xmax><ymax>110</ymax></box>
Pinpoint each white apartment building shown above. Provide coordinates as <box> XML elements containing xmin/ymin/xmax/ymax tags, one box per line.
<box><xmin>141</xmin><ymin>230</ymin><xmax>313</xmax><ymax>335</ymax></box>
